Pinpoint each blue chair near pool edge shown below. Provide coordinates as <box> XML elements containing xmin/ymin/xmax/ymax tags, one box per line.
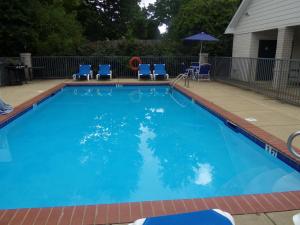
<box><xmin>191</xmin><ymin>62</ymin><xmax>200</xmax><ymax>67</ymax></box>
<box><xmin>138</xmin><ymin>64</ymin><xmax>152</xmax><ymax>80</ymax></box>
<box><xmin>153</xmin><ymin>64</ymin><xmax>169</xmax><ymax>80</ymax></box>
<box><xmin>195</xmin><ymin>63</ymin><xmax>211</xmax><ymax>80</ymax></box>
<box><xmin>191</xmin><ymin>62</ymin><xmax>200</xmax><ymax>72</ymax></box>
<box><xmin>129</xmin><ymin>209</ymin><xmax>235</xmax><ymax>225</ymax></box>
<box><xmin>96</xmin><ymin>64</ymin><xmax>112</xmax><ymax>80</ymax></box>
<box><xmin>73</xmin><ymin>64</ymin><xmax>93</xmax><ymax>80</ymax></box>
<box><xmin>187</xmin><ymin>62</ymin><xmax>199</xmax><ymax>80</ymax></box>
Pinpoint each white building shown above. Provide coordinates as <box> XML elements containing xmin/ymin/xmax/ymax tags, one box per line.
<box><xmin>225</xmin><ymin>0</ymin><xmax>300</xmax><ymax>84</ymax></box>
<box><xmin>226</xmin><ymin>0</ymin><xmax>300</xmax><ymax>59</ymax></box>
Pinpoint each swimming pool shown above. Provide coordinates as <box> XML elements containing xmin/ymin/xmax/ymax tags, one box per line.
<box><xmin>0</xmin><ymin>85</ymin><xmax>299</xmax><ymax>209</ymax></box>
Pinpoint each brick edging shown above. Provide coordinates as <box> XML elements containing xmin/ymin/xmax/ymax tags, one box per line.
<box><xmin>0</xmin><ymin>191</ymin><xmax>299</xmax><ymax>225</ymax></box>
<box><xmin>173</xmin><ymin>83</ymin><xmax>300</xmax><ymax>167</ymax></box>
<box><xmin>0</xmin><ymin>83</ymin><xmax>65</xmax><ymax>127</ymax></box>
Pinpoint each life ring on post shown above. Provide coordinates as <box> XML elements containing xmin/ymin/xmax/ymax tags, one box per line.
<box><xmin>129</xmin><ymin>56</ymin><xmax>142</xmax><ymax>72</ymax></box>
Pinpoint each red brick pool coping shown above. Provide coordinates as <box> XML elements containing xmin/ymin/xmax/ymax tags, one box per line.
<box><xmin>174</xmin><ymin>83</ymin><xmax>300</xmax><ymax>165</ymax></box>
<box><xmin>0</xmin><ymin>81</ymin><xmax>299</xmax><ymax>225</ymax></box>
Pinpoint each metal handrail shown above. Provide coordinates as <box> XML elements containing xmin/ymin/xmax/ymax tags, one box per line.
<box><xmin>287</xmin><ymin>131</ymin><xmax>300</xmax><ymax>159</ymax></box>
<box><xmin>170</xmin><ymin>73</ymin><xmax>188</xmax><ymax>89</ymax></box>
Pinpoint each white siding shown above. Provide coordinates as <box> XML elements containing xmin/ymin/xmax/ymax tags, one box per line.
<box><xmin>230</xmin><ymin>56</ymin><xmax>255</xmax><ymax>82</ymax></box>
<box><xmin>231</xmin><ymin>33</ymin><xmax>256</xmax><ymax>81</ymax></box>
<box><xmin>232</xmin><ymin>33</ymin><xmax>254</xmax><ymax>57</ymax></box>
<box><xmin>232</xmin><ymin>29</ymin><xmax>277</xmax><ymax>58</ymax></box>
<box><xmin>252</xmin><ymin>29</ymin><xmax>278</xmax><ymax>57</ymax></box>
<box><xmin>231</xmin><ymin>30</ymin><xmax>277</xmax><ymax>81</ymax></box>
<box><xmin>275</xmin><ymin>27</ymin><xmax>294</xmax><ymax>59</ymax></box>
<box><xmin>235</xmin><ymin>0</ymin><xmax>300</xmax><ymax>34</ymax></box>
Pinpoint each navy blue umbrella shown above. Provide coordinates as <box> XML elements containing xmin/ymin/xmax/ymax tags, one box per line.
<box><xmin>184</xmin><ymin>32</ymin><xmax>219</xmax><ymax>64</ymax></box>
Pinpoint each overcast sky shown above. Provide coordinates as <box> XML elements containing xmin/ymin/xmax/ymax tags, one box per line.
<box><xmin>139</xmin><ymin>0</ymin><xmax>156</xmax><ymax>8</ymax></box>
<box><xmin>139</xmin><ymin>0</ymin><xmax>168</xmax><ymax>34</ymax></box>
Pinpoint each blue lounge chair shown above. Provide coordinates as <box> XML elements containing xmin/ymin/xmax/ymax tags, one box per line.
<box><xmin>96</xmin><ymin>64</ymin><xmax>112</xmax><ymax>80</ymax></box>
<box><xmin>129</xmin><ymin>209</ymin><xmax>234</xmax><ymax>225</ymax></box>
<box><xmin>138</xmin><ymin>64</ymin><xmax>152</xmax><ymax>80</ymax></box>
<box><xmin>73</xmin><ymin>64</ymin><xmax>93</xmax><ymax>80</ymax></box>
<box><xmin>153</xmin><ymin>64</ymin><xmax>169</xmax><ymax>80</ymax></box>
<box><xmin>195</xmin><ymin>63</ymin><xmax>211</xmax><ymax>80</ymax></box>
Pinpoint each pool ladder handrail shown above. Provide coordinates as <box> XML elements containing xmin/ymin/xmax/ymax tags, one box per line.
<box><xmin>170</xmin><ymin>73</ymin><xmax>189</xmax><ymax>89</ymax></box>
<box><xmin>287</xmin><ymin>131</ymin><xmax>300</xmax><ymax>159</ymax></box>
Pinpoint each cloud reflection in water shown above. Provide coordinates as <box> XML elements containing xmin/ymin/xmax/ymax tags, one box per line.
<box><xmin>193</xmin><ymin>163</ymin><xmax>214</xmax><ymax>186</ymax></box>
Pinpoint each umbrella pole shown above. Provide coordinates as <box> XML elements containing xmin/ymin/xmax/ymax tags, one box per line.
<box><xmin>199</xmin><ymin>42</ymin><xmax>203</xmax><ymax>65</ymax></box>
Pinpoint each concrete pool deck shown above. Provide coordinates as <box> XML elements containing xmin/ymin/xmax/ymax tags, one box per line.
<box><xmin>180</xmin><ymin>80</ymin><xmax>300</xmax><ymax>149</ymax></box>
<box><xmin>0</xmin><ymin>79</ymin><xmax>299</xmax><ymax>225</ymax></box>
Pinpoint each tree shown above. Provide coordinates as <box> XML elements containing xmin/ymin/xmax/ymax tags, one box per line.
<box><xmin>77</xmin><ymin>0</ymin><xmax>129</xmax><ymax>40</ymax></box>
<box><xmin>77</xmin><ymin>0</ymin><xmax>159</xmax><ymax>41</ymax></box>
<box><xmin>34</xmin><ymin>0</ymin><xmax>84</xmax><ymax>55</ymax></box>
<box><xmin>0</xmin><ymin>0</ymin><xmax>38</xmax><ymax>55</ymax></box>
<box><xmin>0</xmin><ymin>0</ymin><xmax>84</xmax><ymax>56</ymax></box>
<box><xmin>129</xmin><ymin>7</ymin><xmax>160</xmax><ymax>40</ymax></box>
<box><xmin>147</xmin><ymin>0</ymin><xmax>186</xmax><ymax>25</ymax></box>
<box><xmin>0</xmin><ymin>0</ymin><xmax>240</xmax><ymax>56</ymax></box>
<box><xmin>167</xmin><ymin>0</ymin><xmax>240</xmax><ymax>56</ymax></box>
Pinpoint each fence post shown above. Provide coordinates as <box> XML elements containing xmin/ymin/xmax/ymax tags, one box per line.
<box><xmin>213</xmin><ymin>57</ymin><xmax>217</xmax><ymax>80</ymax></box>
<box><xmin>65</xmin><ymin>59</ymin><xmax>68</xmax><ymax>78</ymax></box>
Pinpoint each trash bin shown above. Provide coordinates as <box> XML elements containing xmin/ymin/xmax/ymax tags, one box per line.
<box><xmin>20</xmin><ymin>53</ymin><xmax>32</xmax><ymax>80</ymax></box>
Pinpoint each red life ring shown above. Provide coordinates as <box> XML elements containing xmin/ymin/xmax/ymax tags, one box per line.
<box><xmin>129</xmin><ymin>56</ymin><xmax>142</xmax><ymax>72</ymax></box>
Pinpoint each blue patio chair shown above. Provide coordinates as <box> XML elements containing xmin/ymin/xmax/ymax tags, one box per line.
<box><xmin>153</xmin><ymin>64</ymin><xmax>169</xmax><ymax>80</ymax></box>
<box><xmin>191</xmin><ymin>62</ymin><xmax>200</xmax><ymax>72</ymax></box>
<box><xmin>73</xmin><ymin>64</ymin><xmax>93</xmax><ymax>80</ymax></box>
<box><xmin>129</xmin><ymin>209</ymin><xmax>235</xmax><ymax>225</ymax></box>
<box><xmin>138</xmin><ymin>64</ymin><xmax>152</xmax><ymax>80</ymax></box>
<box><xmin>195</xmin><ymin>63</ymin><xmax>211</xmax><ymax>80</ymax></box>
<box><xmin>191</xmin><ymin>62</ymin><xmax>200</xmax><ymax>68</ymax></box>
<box><xmin>96</xmin><ymin>64</ymin><xmax>112</xmax><ymax>80</ymax></box>
<box><xmin>186</xmin><ymin>62</ymin><xmax>200</xmax><ymax>80</ymax></box>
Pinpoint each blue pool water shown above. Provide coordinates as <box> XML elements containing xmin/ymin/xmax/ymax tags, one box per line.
<box><xmin>0</xmin><ymin>85</ymin><xmax>299</xmax><ymax>209</ymax></box>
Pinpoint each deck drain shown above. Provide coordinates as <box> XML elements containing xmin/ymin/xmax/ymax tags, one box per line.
<box><xmin>245</xmin><ymin>117</ymin><xmax>257</xmax><ymax>122</ymax></box>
